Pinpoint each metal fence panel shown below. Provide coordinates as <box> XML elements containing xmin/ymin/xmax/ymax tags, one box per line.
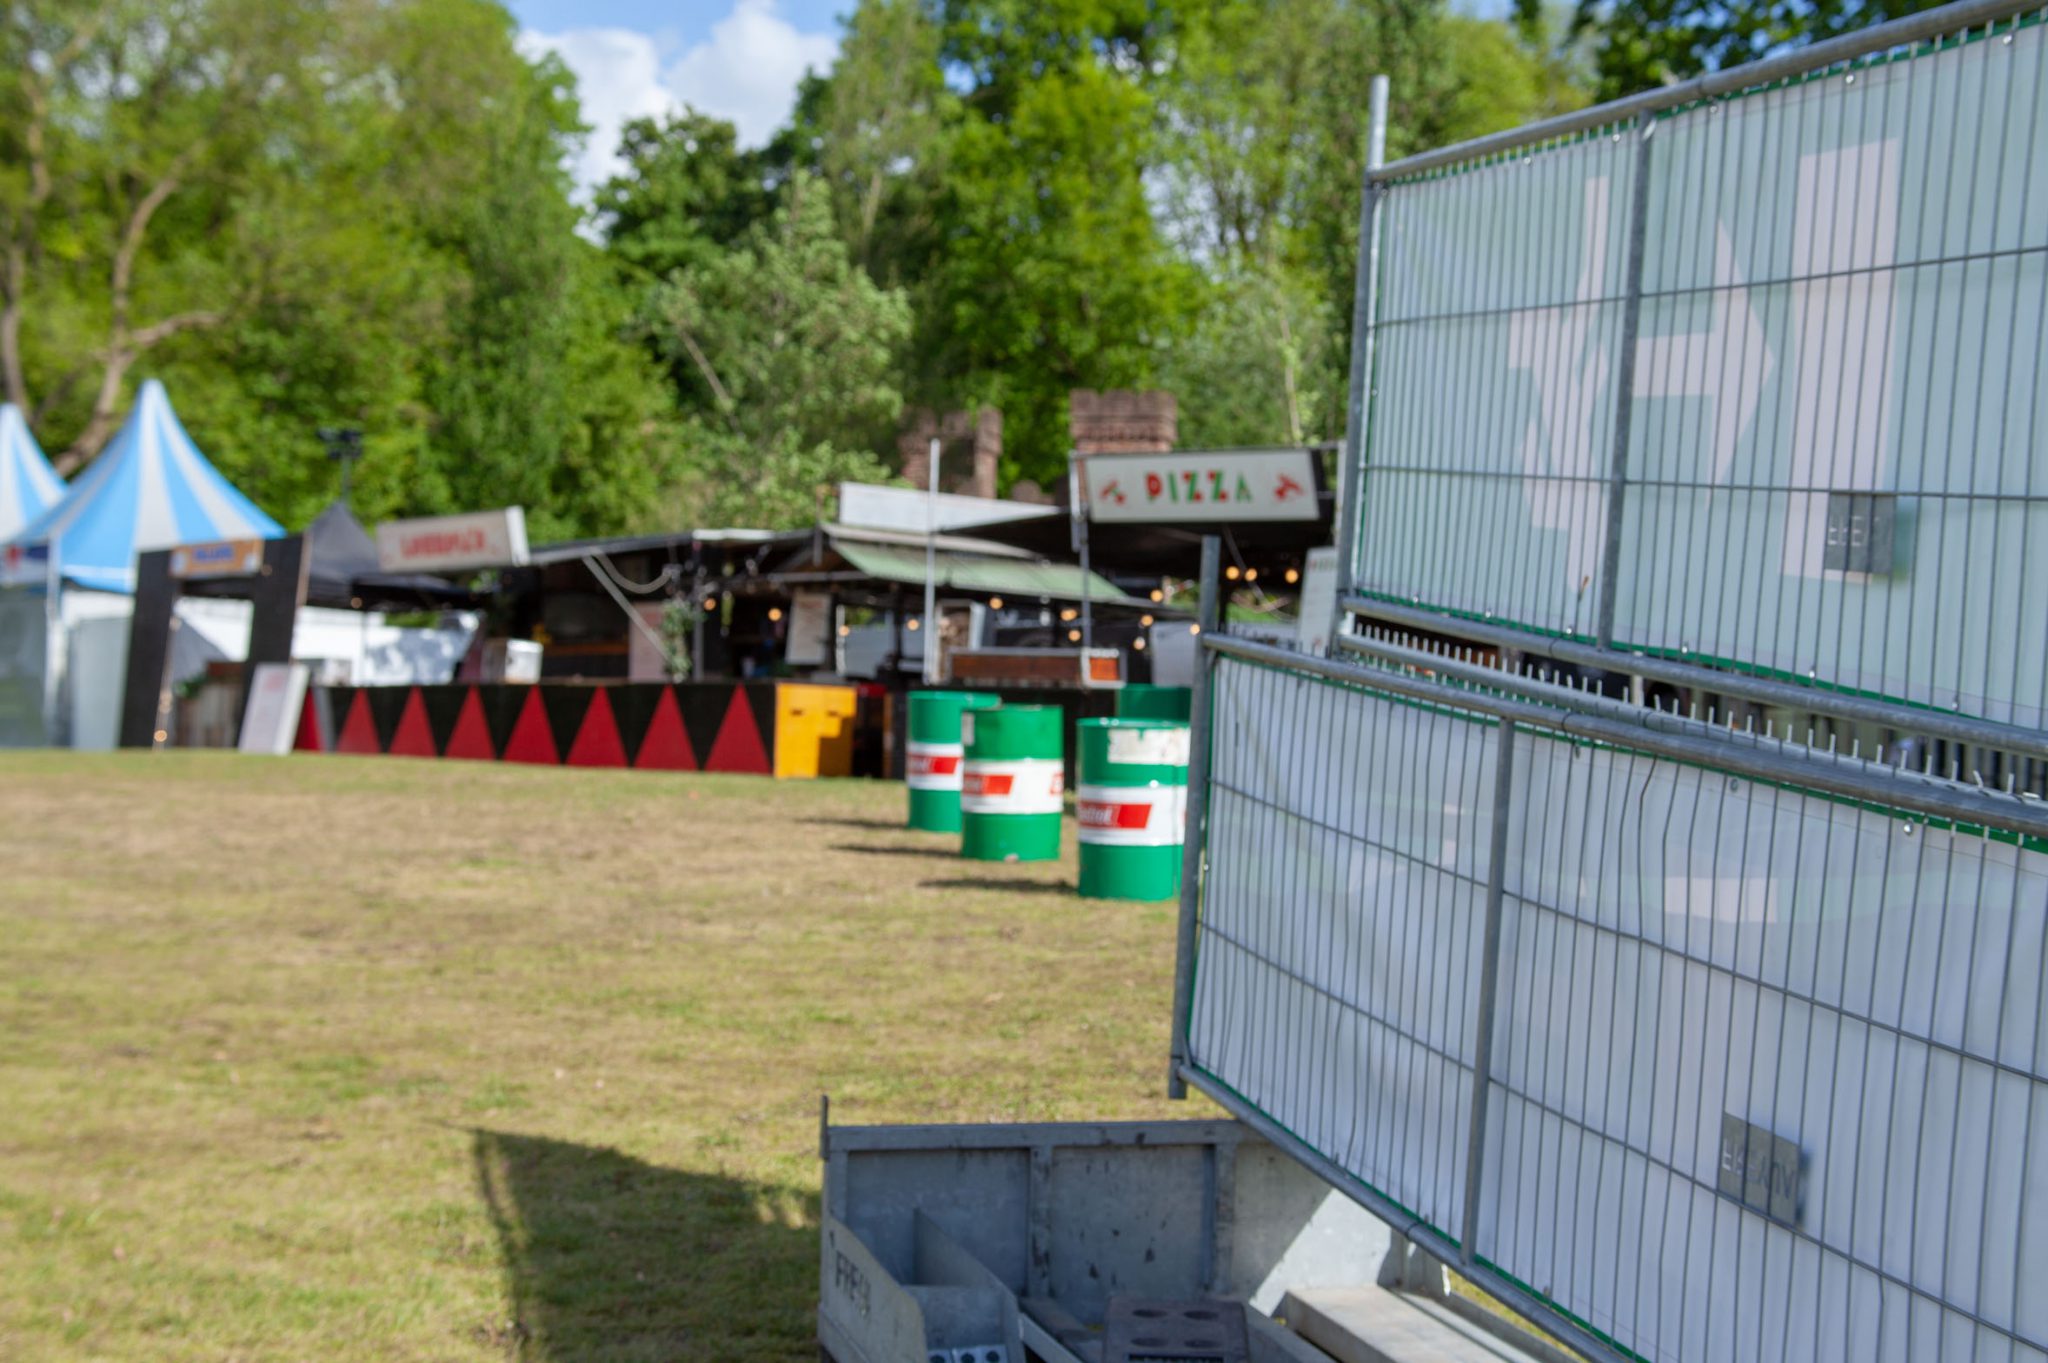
<box><xmin>1484</xmin><ymin>726</ymin><xmax>2048</xmax><ymax>1362</ymax></box>
<box><xmin>1353</xmin><ymin>16</ymin><xmax>2048</xmax><ymax>727</ymax></box>
<box><xmin>1183</xmin><ymin>647</ymin><xmax>2048</xmax><ymax>1363</ymax></box>
<box><xmin>1190</xmin><ymin>654</ymin><xmax>1498</xmax><ymax>1237</ymax></box>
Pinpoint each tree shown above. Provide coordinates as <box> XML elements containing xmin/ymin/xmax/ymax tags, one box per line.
<box><xmin>1153</xmin><ymin>0</ymin><xmax>1586</xmax><ymax>449</ymax></box>
<box><xmin>649</xmin><ymin>172</ymin><xmax>909</xmax><ymax>528</ymax></box>
<box><xmin>816</xmin><ymin>0</ymin><xmax>952</xmax><ymax>280</ymax></box>
<box><xmin>1550</xmin><ymin>0</ymin><xmax>1927</xmax><ymax>100</ymax></box>
<box><xmin>594</xmin><ymin>110</ymin><xmax>775</xmax><ymax>280</ymax></box>
<box><xmin>1</xmin><ymin>0</ymin><xmax>680</xmax><ymax>539</ymax></box>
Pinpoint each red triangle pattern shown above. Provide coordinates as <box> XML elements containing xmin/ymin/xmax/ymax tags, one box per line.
<box><xmin>335</xmin><ymin>692</ymin><xmax>382</xmax><ymax>755</ymax></box>
<box><xmin>443</xmin><ymin>689</ymin><xmax>495</xmax><ymax>761</ymax></box>
<box><xmin>293</xmin><ymin>694</ymin><xmax>326</xmax><ymax>752</ymax></box>
<box><xmin>564</xmin><ymin>689</ymin><xmax>627</xmax><ymax>768</ymax></box>
<box><xmin>387</xmin><ymin>688</ymin><xmax>437</xmax><ymax>757</ymax></box>
<box><xmin>499</xmin><ymin>688</ymin><xmax>560</xmax><ymax>765</ymax></box>
<box><xmin>633</xmin><ymin>688</ymin><xmax>697</xmax><ymax>770</ymax></box>
<box><xmin>704</xmin><ymin>687</ymin><xmax>771</xmax><ymax>774</ymax></box>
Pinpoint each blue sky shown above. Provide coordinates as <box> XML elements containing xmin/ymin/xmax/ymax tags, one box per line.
<box><xmin>510</xmin><ymin>0</ymin><xmax>848</xmax><ymax>201</ymax></box>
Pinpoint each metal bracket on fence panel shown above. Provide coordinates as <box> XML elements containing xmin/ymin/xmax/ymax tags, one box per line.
<box><xmin>1458</xmin><ymin>719</ymin><xmax>1516</xmax><ymax>1265</ymax></box>
<box><xmin>1594</xmin><ymin>113</ymin><xmax>1655</xmax><ymax>651</ymax></box>
<box><xmin>1206</xmin><ymin>633</ymin><xmax>2048</xmax><ymax>844</ymax></box>
<box><xmin>1342</xmin><ymin>593</ymin><xmax>2048</xmax><ymax>767</ymax></box>
<box><xmin>1167</xmin><ymin>536</ymin><xmax>1224</xmax><ymax>1101</ymax></box>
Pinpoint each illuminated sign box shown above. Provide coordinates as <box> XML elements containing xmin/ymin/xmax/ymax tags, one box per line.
<box><xmin>1081</xmin><ymin>448</ymin><xmax>1319</xmax><ymax>524</ymax></box>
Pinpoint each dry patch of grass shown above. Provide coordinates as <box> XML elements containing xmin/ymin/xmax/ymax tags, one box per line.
<box><xmin>0</xmin><ymin>751</ymin><xmax>1206</xmax><ymax>1361</ymax></box>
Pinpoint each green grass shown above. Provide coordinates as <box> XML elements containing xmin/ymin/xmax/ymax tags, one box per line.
<box><xmin>0</xmin><ymin>752</ymin><xmax>1207</xmax><ymax>1361</ymax></box>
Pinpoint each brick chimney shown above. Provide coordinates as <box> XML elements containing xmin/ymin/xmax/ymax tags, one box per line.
<box><xmin>1069</xmin><ymin>389</ymin><xmax>1176</xmax><ymax>454</ymax></box>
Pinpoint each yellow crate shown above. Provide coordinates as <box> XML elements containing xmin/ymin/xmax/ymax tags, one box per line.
<box><xmin>772</xmin><ymin>682</ymin><xmax>857</xmax><ymax>779</ymax></box>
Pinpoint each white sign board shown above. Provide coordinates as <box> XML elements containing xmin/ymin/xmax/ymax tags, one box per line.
<box><xmin>237</xmin><ymin>662</ymin><xmax>309</xmax><ymax>755</ymax></box>
<box><xmin>375</xmin><ymin>507</ymin><xmax>528</xmax><ymax>575</ymax></box>
<box><xmin>785</xmin><ymin>590</ymin><xmax>832</xmax><ymax>667</ymax></box>
<box><xmin>1295</xmin><ymin>546</ymin><xmax>1338</xmax><ymax>657</ymax></box>
<box><xmin>1082</xmin><ymin>448</ymin><xmax>1318</xmax><ymax>524</ymax></box>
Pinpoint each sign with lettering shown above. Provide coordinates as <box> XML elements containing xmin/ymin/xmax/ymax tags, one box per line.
<box><xmin>169</xmin><ymin>538</ymin><xmax>265</xmax><ymax>579</ymax></box>
<box><xmin>1717</xmin><ymin>1113</ymin><xmax>1804</xmax><ymax>1227</ymax></box>
<box><xmin>374</xmin><ymin>507</ymin><xmax>529</xmax><ymax>574</ymax></box>
<box><xmin>1081</xmin><ymin>448</ymin><xmax>1319</xmax><ymax>524</ymax></box>
<box><xmin>238</xmin><ymin>662</ymin><xmax>309</xmax><ymax>755</ymax></box>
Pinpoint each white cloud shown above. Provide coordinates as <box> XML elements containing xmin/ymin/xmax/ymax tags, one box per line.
<box><xmin>522</xmin><ymin>1</ymin><xmax>839</xmax><ymax>208</ymax></box>
<box><xmin>518</xmin><ymin>27</ymin><xmax>678</xmax><ymax>204</ymax></box>
<box><xmin>667</xmin><ymin>0</ymin><xmax>839</xmax><ymax>149</ymax></box>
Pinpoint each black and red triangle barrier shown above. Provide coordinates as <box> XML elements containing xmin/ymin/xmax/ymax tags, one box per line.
<box><xmin>298</xmin><ymin>682</ymin><xmax>780</xmax><ymax>776</ymax></box>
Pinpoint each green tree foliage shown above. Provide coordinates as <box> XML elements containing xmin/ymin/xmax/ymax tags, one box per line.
<box><xmin>1548</xmin><ymin>0</ymin><xmax>1928</xmax><ymax>100</ymax></box>
<box><xmin>1153</xmin><ymin>0</ymin><xmax>1586</xmax><ymax>448</ymax></box>
<box><xmin>648</xmin><ymin>173</ymin><xmax>911</xmax><ymax>528</ymax></box>
<box><xmin>0</xmin><ymin>0</ymin><xmax>677</xmax><ymax>538</ymax></box>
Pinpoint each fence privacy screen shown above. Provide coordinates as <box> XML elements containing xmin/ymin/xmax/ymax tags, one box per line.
<box><xmin>1174</xmin><ymin>6</ymin><xmax>2048</xmax><ymax>1363</ymax></box>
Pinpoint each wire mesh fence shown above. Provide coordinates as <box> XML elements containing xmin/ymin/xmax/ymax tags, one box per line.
<box><xmin>1175</xmin><ymin>11</ymin><xmax>2048</xmax><ymax>1357</ymax></box>
<box><xmin>1183</xmin><ymin>641</ymin><xmax>2048</xmax><ymax>1363</ymax></box>
<box><xmin>1350</xmin><ymin>5</ymin><xmax>2048</xmax><ymax>730</ymax></box>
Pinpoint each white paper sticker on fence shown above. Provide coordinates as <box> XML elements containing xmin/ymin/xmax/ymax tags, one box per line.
<box><xmin>1189</xmin><ymin>654</ymin><xmax>2048</xmax><ymax>1363</ymax></box>
<box><xmin>1354</xmin><ymin>24</ymin><xmax>2048</xmax><ymax>727</ymax></box>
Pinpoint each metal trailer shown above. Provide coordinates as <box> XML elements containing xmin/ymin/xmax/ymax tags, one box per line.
<box><xmin>817</xmin><ymin>1116</ymin><xmax>1391</xmax><ymax>1363</ymax></box>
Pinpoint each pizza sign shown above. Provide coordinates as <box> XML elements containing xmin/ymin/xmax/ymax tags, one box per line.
<box><xmin>1082</xmin><ymin>448</ymin><xmax>1319</xmax><ymax>524</ymax></box>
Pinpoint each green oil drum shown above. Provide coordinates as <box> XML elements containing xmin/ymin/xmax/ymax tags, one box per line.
<box><xmin>1116</xmin><ymin>684</ymin><xmax>1193</xmax><ymax>723</ymax></box>
<box><xmin>960</xmin><ymin>705</ymin><xmax>1064</xmax><ymax>862</ymax></box>
<box><xmin>1076</xmin><ymin>719</ymin><xmax>1189</xmax><ymax>900</ymax></box>
<box><xmin>906</xmin><ymin>690</ymin><xmax>1002</xmax><ymax>832</ymax></box>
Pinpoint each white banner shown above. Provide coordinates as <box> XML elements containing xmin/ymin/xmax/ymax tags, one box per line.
<box><xmin>1192</xmin><ymin>655</ymin><xmax>2048</xmax><ymax>1363</ymax></box>
<box><xmin>786</xmin><ymin>590</ymin><xmax>832</xmax><ymax>667</ymax></box>
<box><xmin>237</xmin><ymin>662</ymin><xmax>309</xmax><ymax>755</ymax></box>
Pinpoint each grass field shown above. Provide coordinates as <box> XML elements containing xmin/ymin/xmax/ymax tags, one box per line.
<box><xmin>0</xmin><ymin>752</ymin><xmax>1206</xmax><ymax>1362</ymax></box>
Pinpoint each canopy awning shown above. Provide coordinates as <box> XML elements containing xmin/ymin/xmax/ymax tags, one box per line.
<box><xmin>7</xmin><ymin>380</ymin><xmax>281</xmax><ymax>592</ymax></box>
<box><xmin>0</xmin><ymin>405</ymin><xmax>63</xmax><ymax>541</ymax></box>
<box><xmin>828</xmin><ymin>537</ymin><xmax>1151</xmax><ymax>608</ymax></box>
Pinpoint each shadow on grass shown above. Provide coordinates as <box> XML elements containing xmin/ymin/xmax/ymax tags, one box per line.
<box><xmin>829</xmin><ymin>842</ymin><xmax>959</xmax><ymax>860</ymax></box>
<box><xmin>919</xmin><ymin>876</ymin><xmax>1074</xmax><ymax>896</ymax></box>
<box><xmin>473</xmin><ymin>1129</ymin><xmax>816</xmax><ymax>1362</ymax></box>
<box><xmin>799</xmin><ymin>815</ymin><xmax>905</xmax><ymax>831</ymax></box>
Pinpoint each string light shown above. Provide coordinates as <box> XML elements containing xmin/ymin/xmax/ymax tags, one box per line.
<box><xmin>1067</xmin><ymin>628</ymin><xmax>1081</xmax><ymax>642</ymax></box>
<box><xmin>1224</xmin><ymin>566</ymin><xmax>1240</xmax><ymax>580</ymax></box>
<box><xmin>988</xmin><ymin>596</ymin><xmax>1004</xmax><ymax>609</ymax></box>
<box><xmin>1190</xmin><ymin>624</ymin><xmax>1202</xmax><ymax>635</ymax></box>
<box><xmin>1244</xmin><ymin>568</ymin><xmax>1258</xmax><ymax>582</ymax></box>
<box><xmin>1060</xmin><ymin>607</ymin><xmax>1077</xmax><ymax>622</ymax></box>
<box><xmin>1132</xmin><ymin>637</ymin><xmax>1146</xmax><ymax>651</ymax></box>
<box><xmin>1284</xmin><ymin>567</ymin><xmax>1300</xmax><ymax>584</ymax></box>
<box><xmin>767</xmin><ymin>607</ymin><xmax>783</xmax><ymax>622</ymax></box>
<box><xmin>702</xmin><ymin>596</ymin><xmax>717</xmax><ymax>610</ymax></box>
<box><xmin>1140</xmin><ymin>614</ymin><xmax>1154</xmax><ymax>627</ymax></box>
<box><xmin>1149</xmin><ymin>588</ymin><xmax>1164</xmax><ymax>603</ymax></box>
<box><xmin>906</xmin><ymin>618</ymin><xmax>920</xmax><ymax>631</ymax></box>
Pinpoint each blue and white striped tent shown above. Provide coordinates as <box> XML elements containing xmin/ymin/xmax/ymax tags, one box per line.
<box><xmin>0</xmin><ymin>403</ymin><xmax>63</xmax><ymax>541</ymax></box>
<box><xmin>6</xmin><ymin>380</ymin><xmax>281</xmax><ymax>593</ymax></box>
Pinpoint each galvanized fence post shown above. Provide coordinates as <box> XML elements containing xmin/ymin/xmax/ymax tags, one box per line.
<box><xmin>1329</xmin><ymin>74</ymin><xmax>1390</xmax><ymax>648</ymax></box>
<box><xmin>1168</xmin><ymin>535</ymin><xmax>1224</xmax><ymax>1099</ymax></box>
<box><xmin>1594</xmin><ymin>111</ymin><xmax>1656</xmax><ymax>651</ymax></box>
<box><xmin>1459</xmin><ymin>718</ymin><xmax>1518</xmax><ymax>1262</ymax></box>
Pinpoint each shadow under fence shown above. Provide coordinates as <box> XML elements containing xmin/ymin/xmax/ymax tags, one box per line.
<box><xmin>472</xmin><ymin>1129</ymin><xmax>818</xmax><ymax>1363</ymax></box>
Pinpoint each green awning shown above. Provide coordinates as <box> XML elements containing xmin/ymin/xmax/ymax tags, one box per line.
<box><xmin>833</xmin><ymin>539</ymin><xmax>1150</xmax><ymax>608</ymax></box>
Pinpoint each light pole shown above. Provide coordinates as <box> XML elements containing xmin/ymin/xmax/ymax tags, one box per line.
<box><xmin>318</xmin><ymin>427</ymin><xmax>364</xmax><ymax>508</ymax></box>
